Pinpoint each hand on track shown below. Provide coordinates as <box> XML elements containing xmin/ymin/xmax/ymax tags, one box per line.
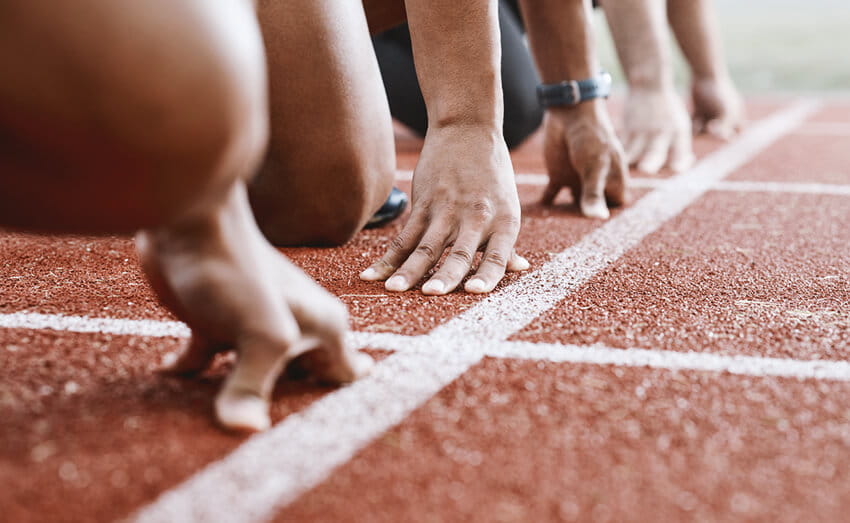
<box><xmin>691</xmin><ymin>76</ymin><xmax>745</xmax><ymax>140</ymax></box>
<box><xmin>360</xmin><ymin>126</ymin><xmax>529</xmax><ymax>295</ymax></box>
<box><xmin>623</xmin><ymin>87</ymin><xmax>695</xmax><ymax>175</ymax></box>
<box><xmin>137</xmin><ymin>183</ymin><xmax>372</xmax><ymax>432</ymax></box>
<box><xmin>541</xmin><ymin>101</ymin><xmax>630</xmax><ymax>218</ymax></box>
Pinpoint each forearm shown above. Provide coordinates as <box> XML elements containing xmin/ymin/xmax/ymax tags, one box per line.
<box><xmin>602</xmin><ymin>0</ymin><xmax>673</xmax><ymax>90</ymax></box>
<box><xmin>519</xmin><ymin>0</ymin><xmax>598</xmax><ymax>85</ymax></box>
<box><xmin>404</xmin><ymin>0</ymin><xmax>502</xmax><ymax>131</ymax></box>
<box><xmin>667</xmin><ymin>0</ymin><xmax>729</xmax><ymax>82</ymax></box>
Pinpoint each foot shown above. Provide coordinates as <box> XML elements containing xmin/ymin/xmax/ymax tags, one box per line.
<box><xmin>136</xmin><ymin>182</ymin><xmax>373</xmax><ymax>432</ymax></box>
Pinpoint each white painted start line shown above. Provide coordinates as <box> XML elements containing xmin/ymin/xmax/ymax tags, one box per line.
<box><xmin>0</xmin><ymin>101</ymin><xmax>823</xmax><ymax>522</ymax></box>
<box><xmin>397</xmin><ymin>170</ymin><xmax>850</xmax><ymax>196</ymax></box>
<box><xmin>3</xmin><ymin>314</ymin><xmax>848</xmax><ymax>384</ymax></box>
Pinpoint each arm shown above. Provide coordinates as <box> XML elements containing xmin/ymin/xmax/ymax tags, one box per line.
<box><xmin>518</xmin><ymin>0</ymin><xmax>629</xmax><ymax>215</ymax></box>
<box><xmin>361</xmin><ymin>0</ymin><xmax>528</xmax><ymax>295</ymax></box>
<box><xmin>603</xmin><ymin>0</ymin><xmax>694</xmax><ymax>173</ymax></box>
<box><xmin>667</xmin><ymin>0</ymin><xmax>744</xmax><ymax>138</ymax></box>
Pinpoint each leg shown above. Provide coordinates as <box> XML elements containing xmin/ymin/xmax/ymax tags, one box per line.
<box><xmin>0</xmin><ymin>0</ymin><xmax>267</xmax><ymax>232</ymax></box>
<box><xmin>249</xmin><ymin>0</ymin><xmax>396</xmax><ymax>247</ymax></box>
<box><xmin>0</xmin><ymin>0</ymin><xmax>370</xmax><ymax>431</ymax></box>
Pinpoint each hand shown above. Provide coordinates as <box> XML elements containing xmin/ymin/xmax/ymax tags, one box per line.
<box><xmin>541</xmin><ymin>100</ymin><xmax>630</xmax><ymax>219</ymax></box>
<box><xmin>137</xmin><ymin>183</ymin><xmax>372</xmax><ymax>432</ymax></box>
<box><xmin>691</xmin><ymin>76</ymin><xmax>744</xmax><ymax>140</ymax></box>
<box><xmin>360</xmin><ymin>125</ymin><xmax>529</xmax><ymax>295</ymax></box>
<box><xmin>623</xmin><ymin>87</ymin><xmax>695</xmax><ymax>174</ymax></box>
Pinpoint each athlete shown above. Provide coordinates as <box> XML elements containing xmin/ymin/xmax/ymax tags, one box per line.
<box><xmin>0</xmin><ymin>0</ymin><xmax>625</xmax><ymax>431</ymax></box>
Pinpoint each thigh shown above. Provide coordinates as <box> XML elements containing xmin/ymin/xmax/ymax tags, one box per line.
<box><xmin>250</xmin><ymin>0</ymin><xmax>395</xmax><ymax>246</ymax></box>
<box><xmin>0</xmin><ymin>0</ymin><xmax>267</xmax><ymax>233</ymax></box>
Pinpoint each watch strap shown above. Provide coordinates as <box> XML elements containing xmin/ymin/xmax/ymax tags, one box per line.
<box><xmin>536</xmin><ymin>72</ymin><xmax>612</xmax><ymax>107</ymax></box>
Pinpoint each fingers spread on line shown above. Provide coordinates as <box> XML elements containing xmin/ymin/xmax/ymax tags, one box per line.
<box><xmin>385</xmin><ymin>225</ymin><xmax>450</xmax><ymax>292</ymax></box>
<box><xmin>423</xmin><ymin>228</ymin><xmax>483</xmax><ymax>295</ymax></box>
<box><xmin>360</xmin><ymin>213</ymin><xmax>427</xmax><ymax>282</ymax></box>
<box><xmin>579</xmin><ymin>155</ymin><xmax>611</xmax><ymax>220</ymax></box>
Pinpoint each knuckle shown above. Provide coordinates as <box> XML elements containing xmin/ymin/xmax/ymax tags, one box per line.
<box><xmin>388</xmin><ymin>235</ymin><xmax>409</xmax><ymax>254</ymax></box>
<box><xmin>483</xmin><ymin>249</ymin><xmax>508</xmax><ymax>267</ymax></box>
<box><xmin>496</xmin><ymin>214</ymin><xmax>521</xmax><ymax>233</ymax></box>
<box><xmin>470</xmin><ymin>200</ymin><xmax>494</xmax><ymax>221</ymax></box>
<box><xmin>448</xmin><ymin>248</ymin><xmax>474</xmax><ymax>265</ymax></box>
<box><xmin>415</xmin><ymin>242</ymin><xmax>441</xmax><ymax>260</ymax></box>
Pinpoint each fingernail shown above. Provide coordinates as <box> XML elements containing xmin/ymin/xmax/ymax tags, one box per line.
<box><xmin>385</xmin><ymin>275</ymin><xmax>408</xmax><ymax>292</ymax></box>
<box><xmin>359</xmin><ymin>267</ymin><xmax>379</xmax><ymax>280</ymax></box>
<box><xmin>514</xmin><ymin>256</ymin><xmax>530</xmax><ymax>271</ymax></box>
<box><xmin>422</xmin><ymin>280</ymin><xmax>445</xmax><ymax>295</ymax></box>
<box><xmin>465</xmin><ymin>278</ymin><xmax>488</xmax><ymax>294</ymax></box>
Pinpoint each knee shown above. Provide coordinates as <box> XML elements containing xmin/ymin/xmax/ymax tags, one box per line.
<box><xmin>252</xmin><ymin>148</ymin><xmax>395</xmax><ymax>247</ymax></box>
<box><xmin>320</xmin><ymin>154</ymin><xmax>396</xmax><ymax>246</ymax></box>
<box><xmin>124</xmin><ymin>44</ymin><xmax>269</xmax><ymax>226</ymax></box>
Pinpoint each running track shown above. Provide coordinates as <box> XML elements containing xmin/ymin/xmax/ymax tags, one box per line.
<box><xmin>1</xmin><ymin>96</ymin><xmax>849</xmax><ymax>522</ymax></box>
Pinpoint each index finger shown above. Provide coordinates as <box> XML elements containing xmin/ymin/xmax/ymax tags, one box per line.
<box><xmin>359</xmin><ymin>210</ymin><xmax>428</xmax><ymax>282</ymax></box>
<box><xmin>579</xmin><ymin>154</ymin><xmax>611</xmax><ymax>219</ymax></box>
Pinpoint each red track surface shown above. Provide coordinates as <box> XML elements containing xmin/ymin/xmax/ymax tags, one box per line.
<box><xmin>1</xmin><ymin>96</ymin><xmax>849</xmax><ymax>522</ymax></box>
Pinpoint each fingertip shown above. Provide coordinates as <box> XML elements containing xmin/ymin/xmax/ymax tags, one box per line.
<box><xmin>349</xmin><ymin>351</ymin><xmax>374</xmax><ymax>381</ymax></box>
<box><xmin>215</xmin><ymin>391</ymin><xmax>271</xmax><ymax>433</ymax></box>
<box><xmin>421</xmin><ymin>279</ymin><xmax>446</xmax><ymax>295</ymax></box>
<box><xmin>670</xmin><ymin>153</ymin><xmax>695</xmax><ymax>173</ymax></box>
<box><xmin>385</xmin><ymin>275</ymin><xmax>408</xmax><ymax>292</ymax></box>
<box><xmin>637</xmin><ymin>157</ymin><xmax>663</xmax><ymax>175</ymax></box>
<box><xmin>359</xmin><ymin>267</ymin><xmax>380</xmax><ymax>281</ymax></box>
<box><xmin>507</xmin><ymin>253</ymin><xmax>530</xmax><ymax>272</ymax></box>
<box><xmin>464</xmin><ymin>277</ymin><xmax>490</xmax><ymax>294</ymax></box>
<box><xmin>581</xmin><ymin>198</ymin><xmax>610</xmax><ymax>220</ymax></box>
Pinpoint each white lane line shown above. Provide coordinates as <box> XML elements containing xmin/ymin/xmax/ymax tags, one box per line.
<box><xmin>129</xmin><ymin>347</ymin><xmax>482</xmax><ymax>523</ymax></box>
<box><xmin>5</xmin><ymin>309</ymin><xmax>848</xmax><ymax>383</ymax></box>
<box><xmin>403</xmin><ymin>170</ymin><xmax>850</xmax><ymax>197</ymax></box>
<box><xmin>108</xmin><ymin>101</ymin><xmax>820</xmax><ymax>522</ymax></box>
<box><xmin>486</xmin><ymin>340</ymin><xmax>850</xmax><ymax>382</ymax></box>
<box><xmin>714</xmin><ymin>180</ymin><xmax>850</xmax><ymax>195</ymax></box>
<box><xmin>430</xmin><ymin>100</ymin><xmax>821</xmax><ymax>341</ymax></box>
<box><xmin>347</xmin><ymin>334</ymin><xmax>850</xmax><ymax>383</ymax></box>
<box><xmin>631</xmin><ymin>177</ymin><xmax>850</xmax><ymax>195</ymax></box>
<box><xmin>792</xmin><ymin>121</ymin><xmax>850</xmax><ymax>136</ymax></box>
<box><xmin>0</xmin><ymin>311</ymin><xmax>190</xmax><ymax>338</ymax></box>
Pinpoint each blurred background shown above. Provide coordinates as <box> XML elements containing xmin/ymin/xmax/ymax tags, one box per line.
<box><xmin>595</xmin><ymin>0</ymin><xmax>850</xmax><ymax>92</ymax></box>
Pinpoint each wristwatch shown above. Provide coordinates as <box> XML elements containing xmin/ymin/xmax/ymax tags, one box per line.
<box><xmin>536</xmin><ymin>71</ymin><xmax>612</xmax><ymax>107</ymax></box>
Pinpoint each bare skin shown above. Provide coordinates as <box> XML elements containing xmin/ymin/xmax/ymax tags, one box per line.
<box><xmin>0</xmin><ymin>0</ymin><xmax>371</xmax><ymax>432</ymax></box>
<box><xmin>519</xmin><ymin>0</ymin><xmax>630</xmax><ymax>218</ymax></box>
<box><xmin>602</xmin><ymin>0</ymin><xmax>743</xmax><ymax>175</ymax></box>
<box><xmin>667</xmin><ymin>0</ymin><xmax>744</xmax><ymax>139</ymax></box>
<box><xmin>603</xmin><ymin>0</ymin><xmax>695</xmax><ymax>175</ymax></box>
<box><xmin>248</xmin><ymin>0</ymin><xmax>396</xmax><ymax>247</ymax></box>
<box><xmin>359</xmin><ymin>0</ymin><xmax>530</xmax><ymax>295</ymax></box>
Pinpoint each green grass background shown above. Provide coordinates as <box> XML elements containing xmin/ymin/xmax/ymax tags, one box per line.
<box><xmin>593</xmin><ymin>0</ymin><xmax>850</xmax><ymax>92</ymax></box>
